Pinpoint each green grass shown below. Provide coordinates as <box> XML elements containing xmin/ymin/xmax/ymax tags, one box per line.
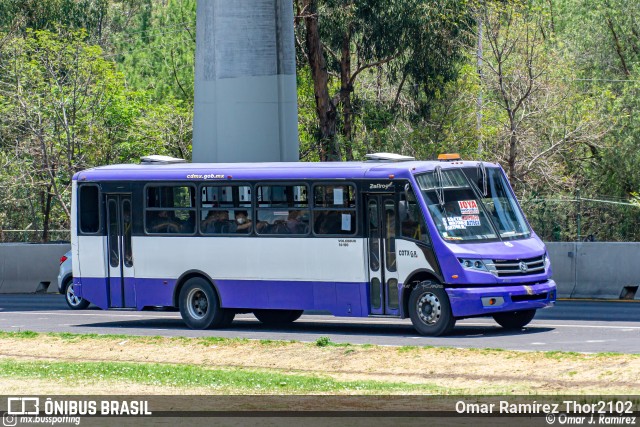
<box><xmin>0</xmin><ymin>359</ymin><xmax>452</xmax><ymax>394</ymax></box>
<box><xmin>197</xmin><ymin>336</ymin><xmax>247</xmax><ymax>346</ymax></box>
<box><xmin>398</xmin><ymin>345</ymin><xmax>434</xmax><ymax>353</ymax></box>
<box><xmin>543</xmin><ymin>351</ymin><xmax>584</xmax><ymax>359</ymax></box>
<box><xmin>315</xmin><ymin>336</ymin><xmax>331</xmax><ymax>347</ymax></box>
<box><xmin>0</xmin><ymin>331</ymin><xmax>39</xmax><ymax>339</ymax></box>
<box><xmin>0</xmin><ymin>330</ymin><xmax>636</xmax><ymax>359</ymax></box>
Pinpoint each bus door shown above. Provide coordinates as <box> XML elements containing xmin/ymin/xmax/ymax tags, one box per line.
<box><xmin>105</xmin><ymin>194</ymin><xmax>136</xmax><ymax>308</ymax></box>
<box><xmin>365</xmin><ymin>194</ymin><xmax>400</xmax><ymax>316</ymax></box>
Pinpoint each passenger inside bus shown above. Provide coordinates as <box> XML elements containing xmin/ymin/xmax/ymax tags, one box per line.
<box><xmin>231</xmin><ymin>210</ymin><xmax>252</xmax><ymax>233</ymax></box>
<box><xmin>285</xmin><ymin>210</ymin><xmax>307</xmax><ymax>234</ymax></box>
<box><xmin>314</xmin><ymin>211</ymin><xmax>342</xmax><ymax>234</ymax></box>
<box><xmin>148</xmin><ymin>210</ymin><xmax>181</xmax><ymax>233</ymax></box>
<box><xmin>202</xmin><ymin>210</ymin><xmax>231</xmax><ymax>234</ymax></box>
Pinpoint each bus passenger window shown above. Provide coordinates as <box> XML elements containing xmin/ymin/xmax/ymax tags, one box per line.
<box><xmin>312</xmin><ymin>184</ymin><xmax>356</xmax><ymax>235</ymax></box>
<box><xmin>145</xmin><ymin>185</ymin><xmax>196</xmax><ymax>234</ymax></box>
<box><xmin>200</xmin><ymin>185</ymin><xmax>253</xmax><ymax>235</ymax></box>
<box><xmin>256</xmin><ymin>184</ymin><xmax>309</xmax><ymax>235</ymax></box>
<box><xmin>256</xmin><ymin>209</ymin><xmax>309</xmax><ymax>235</ymax></box>
<box><xmin>201</xmin><ymin>209</ymin><xmax>253</xmax><ymax>234</ymax></box>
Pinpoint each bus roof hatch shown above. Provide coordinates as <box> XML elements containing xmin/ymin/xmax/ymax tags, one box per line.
<box><xmin>365</xmin><ymin>152</ymin><xmax>416</xmax><ymax>162</ymax></box>
<box><xmin>140</xmin><ymin>155</ymin><xmax>187</xmax><ymax>165</ymax></box>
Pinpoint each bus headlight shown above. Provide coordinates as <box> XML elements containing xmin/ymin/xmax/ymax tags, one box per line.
<box><xmin>544</xmin><ymin>253</ymin><xmax>551</xmax><ymax>269</ymax></box>
<box><xmin>458</xmin><ymin>258</ymin><xmax>498</xmax><ymax>277</ymax></box>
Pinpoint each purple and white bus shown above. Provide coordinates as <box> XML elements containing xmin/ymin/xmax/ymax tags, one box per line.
<box><xmin>70</xmin><ymin>153</ymin><xmax>555</xmax><ymax>336</ymax></box>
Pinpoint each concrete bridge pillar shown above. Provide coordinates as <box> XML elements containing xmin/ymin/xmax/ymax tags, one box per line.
<box><xmin>193</xmin><ymin>0</ymin><xmax>299</xmax><ymax>162</ymax></box>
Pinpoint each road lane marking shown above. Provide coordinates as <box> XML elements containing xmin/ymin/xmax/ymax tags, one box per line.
<box><xmin>3</xmin><ymin>311</ymin><xmax>640</xmax><ymax>331</ymax></box>
<box><xmin>522</xmin><ymin>323</ymin><xmax>640</xmax><ymax>330</ymax></box>
<box><xmin>6</xmin><ymin>311</ymin><xmax>155</xmax><ymax>318</ymax></box>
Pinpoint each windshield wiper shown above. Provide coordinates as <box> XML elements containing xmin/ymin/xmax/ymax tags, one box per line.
<box><xmin>462</xmin><ymin>167</ymin><xmax>503</xmax><ymax>241</ymax></box>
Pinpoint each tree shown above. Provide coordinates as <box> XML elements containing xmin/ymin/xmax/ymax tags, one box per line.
<box><xmin>0</xmin><ymin>29</ymin><xmax>122</xmax><ymax>239</ymax></box>
<box><xmin>477</xmin><ymin>1</ymin><xmax>604</xmax><ymax>193</ymax></box>
<box><xmin>296</xmin><ymin>0</ymin><xmax>471</xmax><ymax>161</ymax></box>
<box><xmin>111</xmin><ymin>0</ymin><xmax>196</xmax><ymax>103</ymax></box>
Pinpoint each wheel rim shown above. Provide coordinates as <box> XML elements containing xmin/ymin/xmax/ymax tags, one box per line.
<box><xmin>417</xmin><ymin>292</ymin><xmax>441</xmax><ymax>325</ymax></box>
<box><xmin>186</xmin><ymin>288</ymin><xmax>209</xmax><ymax>320</ymax></box>
<box><xmin>66</xmin><ymin>284</ymin><xmax>82</xmax><ymax>307</ymax></box>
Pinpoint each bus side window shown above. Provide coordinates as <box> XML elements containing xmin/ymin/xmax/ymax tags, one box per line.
<box><xmin>313</xmin><ymin>184</ymin><xmax>356</xmax><ymax>235</ymax></box>
<box><xmin>256</xmin><ymin>184</ymin><xmax>309</xmax><ymax>235</ymax></box>
<box><xmin>399</xmin><ymin>187</ymin><xmax>430</xmax><ymax>244</ymax></box>
<box><xmin>145</xmin><ymin>185</ymin><xmax>196</xmax><ymax>234</ymax></box>
<box><xmin>200</xmin><ymin>185</ymin><xmax>253</xmax><ymax>235</ymax></box>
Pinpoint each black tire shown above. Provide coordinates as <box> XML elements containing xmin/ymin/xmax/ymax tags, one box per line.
<box><xmin>179</xmin><ymin>278</ymin><xmax>230</xmax><ymax>329</ymax></box>
<box><xmin>253</xmin><ymin>309</ymin><xmax>304</xmax><ymax>324</ymax></box>
<box><xmin>217</xmin><ymin>310</ymin><xmax>236</xmax><ymax>328</ymax></box>
<box><xmin>408</xmin><ymin>282</ymin><xmax>455</xmax><ymax>336</ymax></box>
<box><xmin>492</xmin><ymin>309</ymin><xmax>536</xmax><ymax>330</ymax></box>
<box><xmin>63</xmin><ymin>279</ymin><xmax>90</xmax><ymax>310</ymax></box>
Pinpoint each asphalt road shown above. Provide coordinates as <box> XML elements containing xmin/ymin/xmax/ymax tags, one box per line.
<box><xmin>0</xmin><ymin>294</ymin><xmax>638</xmax><ymax>353</ymax></box>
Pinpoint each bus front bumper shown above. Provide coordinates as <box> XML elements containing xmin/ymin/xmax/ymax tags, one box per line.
<box><xmin>446</xmin><ymin>280</ymin><xmax>556</xmax><ymax>319</ymax></box>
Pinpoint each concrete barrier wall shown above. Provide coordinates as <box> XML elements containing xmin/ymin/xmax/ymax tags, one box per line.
<box><xmin>546</xmin><ymin>243</ymin><xmax>576</xmax><ymax>298</ymax></box>
<box><xmin>546</xmin><ymin>242</ymin><xmax>640</xmax><ymax>299</ymax></box>
<box><xmin>0</xmin><ymin>243</ymin><xmax>70</xmax><ymax>293</ymax></box>
<box><xmin>0</xmin><ymin>242</ymin><xmax>638</xmax><ymax>299</ymax></box>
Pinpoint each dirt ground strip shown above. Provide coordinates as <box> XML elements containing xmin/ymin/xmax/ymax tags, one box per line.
<box><xmin>0</xmin><ymin>335</ymin><xmax>638</xmax><ymax>394</ymax></box>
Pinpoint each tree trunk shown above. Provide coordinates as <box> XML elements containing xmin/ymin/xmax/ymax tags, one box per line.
<box><xmin>39</xmin><ymin>187</ymin><xmax>52</xmax><ymax>243</ymax></box>
<box><xmin>340</xmin><ymin>26</ymin><xmax>354</xmax><ymax>161</ymax></box>
<box><xmin>302</xmin><ymin>0</ymin><xmax>341</xmax><ymax>161</ymax></box>
<box><xmin>607</xmin><ymin>16</ymin><xmax>631</xmax><ymax>76</ymax></box>
<box><xmin>508</xmin><ymin>114</ymin><xmax>518</xmax><ymax>182</ymax></box>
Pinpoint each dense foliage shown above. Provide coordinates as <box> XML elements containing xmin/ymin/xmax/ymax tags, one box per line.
<box><xmin>0</xmin><ymin>0</ymin><xmax>638</xmax><ymax>241</ymax></box>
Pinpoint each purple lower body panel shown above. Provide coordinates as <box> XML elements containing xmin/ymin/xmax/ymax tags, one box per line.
<box><xmin>74</xmin><ymin>277</ymin><xmax>108</xmax><ymax>309</ymax></box>
<box><xmin>446</xmin><ymin>280</ymin><xmax>556</xmax><ymax>318</ymax></box>
<box><xmin>77</xmin><ymin>276</ymin><xmax>368</xmax><ymax>316</ymax></box>
<box><xmin>215</xmin><ymin>280</ymin><xmax>366</xmax><ymax>317</ymax></box>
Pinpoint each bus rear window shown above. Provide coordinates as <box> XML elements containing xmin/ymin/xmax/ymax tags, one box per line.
<box><xmin>79</xmin><ymin>185</ymin><xmax>100</xmax><ymax>234</ymax></box>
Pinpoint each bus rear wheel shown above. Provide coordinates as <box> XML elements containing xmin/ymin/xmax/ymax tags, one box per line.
<box><xmin>253</xmin><ymin>309</ymin><xmax>303</xmax><ymax>324</ymax></box>
<box><xmin>408</xmin><ymin>282</ymin><xmax>455</xmax><ymax>336</ymax></box>
<box><xmin>179</xmin><ymin>278</ymin><xmax>231</xmax><ymax>329</ymax></box>
<box><xmin>492</xmin><ymin>309</ymin><xmax>536</xmax><ymax>330</ymax></box>
<box><xmin>64</xmin><ymin>279</ymin><xmax>90</xmax><ymax>310</ymax></box>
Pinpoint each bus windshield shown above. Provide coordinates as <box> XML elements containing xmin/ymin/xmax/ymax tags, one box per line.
<box><xmin>415</xmin><ymin>167</ymin><xmax>531</xmax><ymax>242</ymax></box>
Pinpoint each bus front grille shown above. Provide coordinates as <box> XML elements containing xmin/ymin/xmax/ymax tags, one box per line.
<box><xmin>491</xmin><ymin>256</ymin><xmax>545</xmax><ymax>277</ymax></box>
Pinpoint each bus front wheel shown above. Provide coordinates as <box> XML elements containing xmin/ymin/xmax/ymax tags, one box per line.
<box><xmin>492</xmin><ymin>309</ymin><xmax>536</xmax><ymax>330</ymax></box>
<box><xmin>253</xmin><ymin>309</ymin><xmax>303</xmax><ymax>324</ymax></box>
<box><xmin>408</xmin><ymin>282</ymin><xmax>455</xmax><ymax>336</ymax></box>
<box><xmin>179</xmin><ymin>278</ymin><xmax>231</xmax><ymax>329</ymax></box>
